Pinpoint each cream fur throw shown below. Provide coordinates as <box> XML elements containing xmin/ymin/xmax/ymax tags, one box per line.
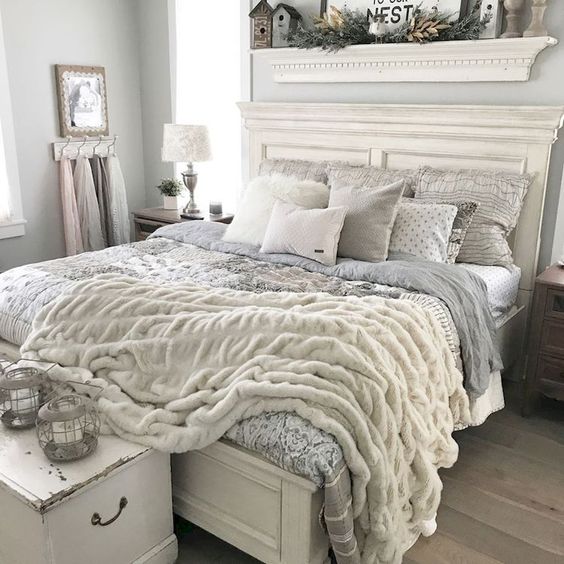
<box><xmin>22</xmin><ymin>275</ymin><xmax>470</xmax><ymax>564</ymax></box>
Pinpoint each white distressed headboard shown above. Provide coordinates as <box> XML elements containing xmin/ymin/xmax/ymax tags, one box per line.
<box><xmin>239</xmin><ymin>102</ymin><xmax>564</xmax><ymax>309</ymax></box>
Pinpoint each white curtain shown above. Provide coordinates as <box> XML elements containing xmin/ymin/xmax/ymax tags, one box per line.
<box><xmin>174</xmin><ymin>0</ymin><xmax>242</xmax><ymax>213</ymax></box>
<box><xmin>0</xmin><ymin>124</ymin><xmax>11</xmax><ymax>223</ymax></box>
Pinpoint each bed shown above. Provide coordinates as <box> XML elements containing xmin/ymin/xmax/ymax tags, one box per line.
<box><xmin>1</xmin><ymin>102</ymin><xmax>563</xmax><ymax>564</ymax></box>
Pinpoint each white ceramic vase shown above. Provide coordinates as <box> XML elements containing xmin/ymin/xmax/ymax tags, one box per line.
<box><xmin>163</xmin><ymin>196</ymin><xmax>181</xmax><ymax>210</ymax></box>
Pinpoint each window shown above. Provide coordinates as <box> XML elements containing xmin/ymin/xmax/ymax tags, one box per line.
<box><xmin>0</xmin><ymin>8</ymin><xmax>24</xmax><ymax>239</ymax></box>
<box><xmin>0</xmin><ymin>127</ymin><xmax>10</xmax><ymax>223</ymax></box>
<box><xmin>173</xmin><ymin>0</ymin><xmax>242</xmax><ymax>213</ymax></box>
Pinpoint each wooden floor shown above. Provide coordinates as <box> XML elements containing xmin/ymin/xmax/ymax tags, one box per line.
<box><xmin>176</xmin><ymin>383</ymin><xmax>564</xmax><ymax>564</ymax></box>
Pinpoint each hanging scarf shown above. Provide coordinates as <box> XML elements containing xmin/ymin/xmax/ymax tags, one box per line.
<box><xmin>74</xmin><ymin>155</ymin><xmax>105</xmax><ymax>252</ymax></box>
<box><xmin>59</xmin><ymin>156</ymin><xmax>83</xmax><ymax>256</ymax></box>
<box><xmin>106</xmin><ymin>153</ymin><xmax>130</xmax><ymax>246</ymax></box>
<box><xmin>92</xmin><ymin>154</ymin><xmax>111</xmax><ymax>246</ymax></box>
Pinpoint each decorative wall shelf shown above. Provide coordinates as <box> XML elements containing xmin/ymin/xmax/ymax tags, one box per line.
<box><xmin>252</xmin><ymin>37</ymin><xmax>558</xmax><ymax>83</ymax></box>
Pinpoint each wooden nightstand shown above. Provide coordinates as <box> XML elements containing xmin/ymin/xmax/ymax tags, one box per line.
<box><xmin>524</xmin><ymin>265</ymin><xmax>564</xmax><ymax>414</ymax></box>
<box><xmin>133</xmin><ymin>207</ymin><xmax>234</xmax><ymax>242</ymax></box>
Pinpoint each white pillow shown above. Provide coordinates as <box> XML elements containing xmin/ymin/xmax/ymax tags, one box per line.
<box><xmin>223</xmin><ymin>174</ymin><xmax>329</xmax><ymax>246</ymax></box>
<box><xmin>389</xmin><ymin>201</ymin><xmax>458</xmax><ymax>262</ymax></box>
<box><xmin>260</xmin><ymin>201</ymin><xmax>347</xmax><ymax>266</ymax></box>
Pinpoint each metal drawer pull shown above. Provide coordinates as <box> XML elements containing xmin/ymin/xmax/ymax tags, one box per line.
<box><xmin>91</xmin><ymin>497</ymin><xmax>128</xmax><ymax>527</ymax></box>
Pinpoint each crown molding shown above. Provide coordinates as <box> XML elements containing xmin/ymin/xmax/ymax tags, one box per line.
<box><xmin>251</xmin><ymin>37</ymin><xmax>558</xmax><ymax>83</ymax></box>
<box><xmin>238</xmin><ymin>102</ymin><xmax>564</xmax><ymax>144</ymax></box>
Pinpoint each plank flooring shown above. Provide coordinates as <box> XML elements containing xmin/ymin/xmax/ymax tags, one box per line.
<box><xmin>177</xmin><ymin>382</ymin><xmax>564</xmax><ymax>563</ymax></box>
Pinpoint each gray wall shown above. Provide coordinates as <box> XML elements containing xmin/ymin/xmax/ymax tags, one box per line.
<box><xmin>0</xmin><ymin>0</ymin><xmax>146</xmax><ymax>271</ymax></box>
<box><xmin>137</xmin><ymin>0</ymin><xmax>175</xmax><ymax>208</ymax></box>
<box><xmin>248</xmin><ymin>0</ymin><xmax>564</xmax><ymax>268</ymax></box>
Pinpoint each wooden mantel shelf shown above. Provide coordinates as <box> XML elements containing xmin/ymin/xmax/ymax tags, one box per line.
<box><xmin>251</xmin><ymin>36</ymin><xmax>558</xmax><ymax>83</ymax></box>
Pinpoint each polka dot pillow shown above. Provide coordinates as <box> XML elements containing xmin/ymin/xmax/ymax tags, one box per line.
<box><xmin>389</xmin><ymin>201</ymin><xmax>458</xmax><ymax>263</ymax></box>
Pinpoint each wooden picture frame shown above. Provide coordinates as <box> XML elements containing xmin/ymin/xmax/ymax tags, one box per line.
<box><xmin>55</xmin><ymin>64</ymin><xmax>109</xmax><ymax>138</ymax></box>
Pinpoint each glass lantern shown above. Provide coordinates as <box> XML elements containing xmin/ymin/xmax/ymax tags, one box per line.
<box><xmin>0</xmin><ymin>367</ymin><xmax>47</xmax><ymax>429</ymax></box>
<box><xmin>37</xmin><ymin>394</ymin><xmax>100</xmax><ymax>462</ymax></box>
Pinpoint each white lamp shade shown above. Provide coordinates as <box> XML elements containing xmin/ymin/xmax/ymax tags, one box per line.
<box><xmin>161</xmin><ymin>124</ymin><xmax>212</xmax><ymax>163</ymax></box>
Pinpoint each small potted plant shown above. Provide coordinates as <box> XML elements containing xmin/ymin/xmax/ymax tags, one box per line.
<box><xmin>157</xmin><ymin>178</ymin><xmax>185</xmax><ymax>210</ymax></box>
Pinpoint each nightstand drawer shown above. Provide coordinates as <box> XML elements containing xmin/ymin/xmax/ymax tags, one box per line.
<box><xmin>546</xmin><ymin>288</ymin><xmax>564</xmax><ymax>320</ymax></box>
<box><xmin>537</xmin><ymin>355</ymin><xmax>564</xmax><ymax>400</ymax></box>
<box><xmin>540</xmin><ymin>319</ymin><xmax>564</xmax><ymax>358</ymax></box>
<box><xmin>134</xmin><ymin>218</ymin><xmax>168</xmax><ymax>241</ymax></box>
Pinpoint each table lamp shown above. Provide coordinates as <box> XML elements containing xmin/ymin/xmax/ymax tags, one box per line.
<box><xmin>161</xmin><ymin>124</ymin><xmax>212</xmax><ymax>217</ymax></box>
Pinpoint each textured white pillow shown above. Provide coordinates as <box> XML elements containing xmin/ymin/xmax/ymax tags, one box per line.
<box><xmin>389</xmin><ymin>201</ymin><xmax>458</xmax><ymax>262</ymax></box>
<box><xmin>223</xmin><ymin>174</ymin><xmax>329</xmax><ymax>246</ymax></box>
<box><xmin>260</xmin><ymin>201</ymin><xmax>347</xmax><ymax>266</ymax></box>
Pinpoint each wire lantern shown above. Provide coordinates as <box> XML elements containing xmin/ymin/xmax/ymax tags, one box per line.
<box><xmin>0</xmin><ymin>366</ymin><xmax>48</xmax><ymax>429</ymax></box>
<box><xmin>37</xmin><ymin>394</ymin><xmax>100</xmax><ymax>462</ymax></box>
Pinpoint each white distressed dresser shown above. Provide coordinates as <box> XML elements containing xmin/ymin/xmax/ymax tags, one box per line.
<box><xmin>0</xmin><ymin>425</ymin><xmax>178</xmax><ymax>564</ymax></box>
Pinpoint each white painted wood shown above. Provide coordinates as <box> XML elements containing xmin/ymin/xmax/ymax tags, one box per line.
<box><xmin>496</xmin><ymin>305</ymin><xmax>527</xmax><ymax>379</ymax></box>
<box><xmin>0</xmin><ymin>425</ymin><xmax>151</xmax><ymax>512</ymax></box>
<box><xmin>0</xmin><ymin>218</ymin><xmax>26</xmax><ymax>240</ymax></box>
<box><xmin>0</xmin><ymin>424</ymin><xmax>177</xmax><ymax>564</ymax></box>
<box><xmin>252</xmin><ymin>37</ymin><xmax>558</xmax><ymax>83</ymax></box>
<box><xmin>47</xmin><ymin>452</ymin><xmax>174</xmax><ymax>564</ymax></box>
<box><xmin>172</xmin><ymin>440</ymin><xmax>329</xmax><ymax>564</ymax></box>
<box><xmin>238</xmin><ymin>102</ymin><xmax>564</xmax><ymax>305</ymax></box>
<box><xmin>133</xmin><ymin>535</ymin><xmax>179</xmax><ymax>564</ymax></box>
<box><xmin>52</xmin><ymin>138</ymin><xmax>117</xmax><ymax>161</ymax></box>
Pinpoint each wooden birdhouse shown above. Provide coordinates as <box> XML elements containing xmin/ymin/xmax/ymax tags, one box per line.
<box><xmin>272</xmin><ymin>4</ymin><xmax>302</xmax><ymax>48</ymax></box>
<box><xmin>249</xmin><ymin>0</ymin><xmax>274</xmax><ymax>49</ymax></box>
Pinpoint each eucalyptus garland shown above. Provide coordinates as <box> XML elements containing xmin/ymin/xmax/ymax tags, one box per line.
<box><xmin>288</xmin><ymin>4</ymin><xmax>490</xmax><ymax>52</ymax></box>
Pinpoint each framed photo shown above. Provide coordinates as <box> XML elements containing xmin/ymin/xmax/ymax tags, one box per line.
<box><xmin>55</xmin><ymin>65</ymin><xmax>109</xmax><ymax>138</ymax></box>
<box><xmin>328</xmin><ymin>1</ymin><xmax>466</xmax><ymax>31</ymax></box>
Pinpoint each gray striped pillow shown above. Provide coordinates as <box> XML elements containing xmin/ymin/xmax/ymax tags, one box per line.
<box><xmin>414</xmin><ymin>167</ymin><xmax>532</xmax><ymax>266</ymax></box>
<box><xmin>328</xmin><ymin>163</ymin><xmax>418</xmax><ymax>197</ymax></box>
<box><xmin>259</xmin><ymin>159</ymin><xmax>328</xmax><ymax>184</ymax></box>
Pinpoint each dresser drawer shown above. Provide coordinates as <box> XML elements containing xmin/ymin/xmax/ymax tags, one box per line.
<box><xmin>540</xmin><ymin>319</ymin><xmax>564</xmax><ymax>358</ymax></box>
<box><xmin>47</xmin><ymin>451</ymin><xmax>173</xmax><ymax>564</ymax></box>
<box><xmin>545</xmin><ymin>288</ymin><xmax>564</xmax><ymax>320</ymax></box>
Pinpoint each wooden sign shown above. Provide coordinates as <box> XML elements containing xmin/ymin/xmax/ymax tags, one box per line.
<box><xmin>333</xmin><ymin>1</ymin><xmax>467</xmax><ymax>30</ymax></box>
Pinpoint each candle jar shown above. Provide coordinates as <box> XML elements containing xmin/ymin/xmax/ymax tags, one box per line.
<box><xmin>209</xmin><ymin>201</ymin><xmax>223</xmax><ymax>216</ymax></box>
<box><xmin>0</xmin><ymin>367</ymin><xmax>46</xmax><ymax>429</ymax></box>
<box><xmin>37</xmin><ymin>394</ymin><xmax>100</xmax><ymax>462</ymax></box>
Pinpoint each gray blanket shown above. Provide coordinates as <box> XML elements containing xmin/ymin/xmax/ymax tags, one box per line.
<box><xmin>153</xmin><ymin>221</ymin><xmax>502</xmax><ymax>397</ymax></box>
